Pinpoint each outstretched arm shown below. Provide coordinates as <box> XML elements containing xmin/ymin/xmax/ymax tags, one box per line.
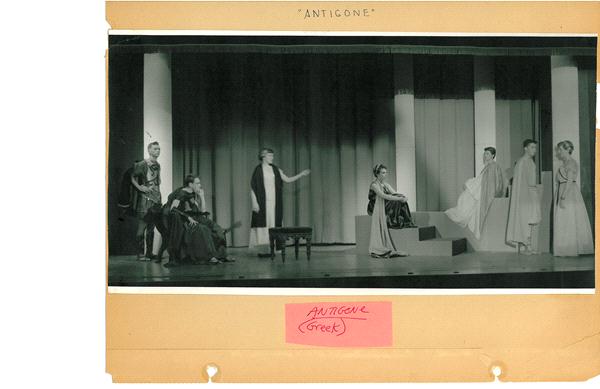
<box><xmin>280</xmin><ymin>169</ymin><xmax>310</xmax><ymax>183</ymax></box>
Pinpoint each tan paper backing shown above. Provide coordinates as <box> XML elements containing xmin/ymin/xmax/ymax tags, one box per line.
<box><xmin>106</xmin><ymin>1</ymin><xmax>600</xmax><ymax>383</ymax></box>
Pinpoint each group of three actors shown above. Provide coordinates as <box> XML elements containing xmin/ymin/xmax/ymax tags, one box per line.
<box><xmin>128</xmin><ymin>144</ymin><xmax>312</xmax><ymax>264</ymax></box>
<box><xmin>450</xmin><ymin>139</ymin><xmax>593</xmax><ymax>256</ymax></box>
<box><xmin>368</xmin><ymin>139</ymin><xmax>594</xmax><ymax>258</ymax></box>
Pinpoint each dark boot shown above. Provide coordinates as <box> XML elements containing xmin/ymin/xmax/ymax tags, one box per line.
<box><xmin>154</xmin><ymin>241</ymin><xmax>167</xmax><ymax>263</ymax></box>
<box><xmin>145</xmin><ymin>228</ymin><xmax>155</xmax><ymax>260</ymax></box>
<box><xmin>136</xmin><ymin>237</ymin><xmax>145</xmax><ymax>260</ymax></box>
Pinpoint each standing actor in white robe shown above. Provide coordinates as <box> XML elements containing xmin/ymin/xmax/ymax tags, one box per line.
<box><xmin>249</xmin><ymin>148</ymin><xmax>310</xmax><ymax>257</ymax></box>
<box><xmin>445</xmin><ymin>147</ymin><xmax>505</xmax><ymax>239</ymax></box>
<box><xmin>506</xmin><ymin>139</ymin><xmax>541</xmax><ymax>255</ymax></box>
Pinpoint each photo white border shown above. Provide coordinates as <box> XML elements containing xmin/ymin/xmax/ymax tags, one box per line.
<box><xmin>107</xmin><ymin>29</ymin><xmax>597</xmax><ymax>296</ymax></box>
<box><xmin>108</xmin><ymin>286</ymin><xmax>596</xmax><ymax>295</ymax></box>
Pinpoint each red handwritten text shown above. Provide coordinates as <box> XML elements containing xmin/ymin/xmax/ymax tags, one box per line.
<box><xmin>286</xmin><ymin>301</ymin><xmax>392</xmax><ymax>347</ymax></box>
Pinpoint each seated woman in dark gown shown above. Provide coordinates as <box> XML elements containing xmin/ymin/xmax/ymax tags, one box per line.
<box><xmin>367</xmin><ymin>164</ymin><xmax>416</xmax><ymax>229</ymax></box>
<box><xmin>163</xmin><ymin>175</ymin><xmax>233</xmax><ymax>267</ymax></box>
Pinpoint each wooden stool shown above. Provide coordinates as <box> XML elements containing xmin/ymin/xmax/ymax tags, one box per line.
<box><xmin>268</xmin><ymin>227</ymin><xmax>313</xmax><ymax>262</ymax></box>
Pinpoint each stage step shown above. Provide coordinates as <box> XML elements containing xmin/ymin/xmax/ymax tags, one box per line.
<box><xmin>389</xmin><ymin>229</ymin><xmax>467</xmax><ymax>257</ymax></box>
<box><xmin>355</xmin><ymin>215</ymin><xmax>467</xmax><ymax>256</ymax></box>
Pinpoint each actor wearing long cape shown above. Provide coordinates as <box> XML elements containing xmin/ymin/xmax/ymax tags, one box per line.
<box><xmin>445</xmin><ymin>160</ymin><xmax>505</xmax><ymax>239</ymax></box>
<box><xmin>250</xmin><ymin>162</ymin><xmax>284</xmax><ymax>236</ymax></box>
<box><xmin>478</xmin><ymin>160</ymin><xmax>505</xmax><ymax>234</ymax></box>
<box><xmin>506</xmin><ymin>141</ymin><xmax>541</xmax><ymax>253</ymax></box>
<box><xmin>162</xmin><ymin>177</ymin><xmax>233</xmax><ymax>267</ymax></box>
<box><xmin>249</xmin><ymin>148</ymin><xmax>310</xmax><ymax>253</ymax></box>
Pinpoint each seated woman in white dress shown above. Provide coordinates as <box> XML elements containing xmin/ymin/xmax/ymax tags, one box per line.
<box><xmin>445</xmin><ymin>147</ymin><xmax>505</xmax><ymax>239</ymax></box>
<box><xmin>553</xmin><ymin>140</ymin><xmax>594</xmax><ymax>257</ymax></box>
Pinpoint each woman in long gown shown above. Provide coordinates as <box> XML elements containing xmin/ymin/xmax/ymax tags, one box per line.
<box><xmin>368</xmin><ymin>164</ymin><xmax>413</xmax><ymax>258</ymax></box>
<box><xmin>249</xmin><ymin>148</ymin><xmax>310</xmax><ymax>256</ymax></box>
<box><xmin>553</xmin><ymin>140</ymin><xmax>594</xmax><ymax>257</ymax></box>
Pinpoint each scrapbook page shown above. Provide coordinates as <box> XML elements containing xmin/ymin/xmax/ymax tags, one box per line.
<box><xmin>105</xmin><ymin>1</ymin><xmax>600</xmax><ymax>383</ymax></box>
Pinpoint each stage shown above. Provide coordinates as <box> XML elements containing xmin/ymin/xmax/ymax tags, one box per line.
<box><xmin>108</xmin><ymin>245</ymin><xmax>594</xmax><ymax>288</ymax></box>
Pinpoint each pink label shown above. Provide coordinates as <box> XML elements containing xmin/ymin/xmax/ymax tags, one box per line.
<box><xmin>285</xmin><ymin>301</ymin><xmax>392</xmax><ymax>347</ymax></box>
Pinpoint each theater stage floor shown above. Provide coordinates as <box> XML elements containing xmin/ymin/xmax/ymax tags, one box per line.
<box><xmin>108</xmin><ymin>245</ymin><xmax>595</xmax><ymax>288</ymax></box>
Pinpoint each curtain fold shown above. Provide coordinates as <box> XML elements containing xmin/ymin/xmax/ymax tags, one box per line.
<box><xmin>172</xmin><ymin>53</ymin><xmax>396</xmax><ymax>245</ymax></box>
<box><xmin>577</xmin><ymin>56</ymin><xmax>596</xmax><ymax>229</ymax></box>
<box><xmin>414</xmin><ymin>55</ymin><xmax>475</xmax><ymax>211</ymax></box>
<box><xmin>107</xmin><ymin>52</ymin><xmax>144</xmax><ymax>255</ymax></box>
<box><xmin>495</xmin><ymin>57</ymin><xmax>543</xmax><ymax>182</ymax></box>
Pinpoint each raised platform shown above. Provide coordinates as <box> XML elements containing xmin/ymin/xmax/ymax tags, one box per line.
<box><xmin>356</xmin><ymin>172</ymin><xmax>554</xmax><ymax>254</ymax></box>
<box><xmin>355</xmin><ymin>216</ymin><xmax>467</xmax><ymax>256</ymax></box>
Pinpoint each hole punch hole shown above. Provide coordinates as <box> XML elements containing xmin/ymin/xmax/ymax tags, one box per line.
<box><xmin>491</xmin><ymin>365</ymin><xmax>502</xmax><ymax>382</ymax></box>
<box><xmin>205</xmin><ymin>364</ymin><xmax>219</xmax><ymax>383</ymax></box>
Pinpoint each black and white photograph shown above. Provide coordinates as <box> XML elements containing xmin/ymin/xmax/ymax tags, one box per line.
<box><xmin>107</xmin><ymin>34</ymin><xmax>596</xmax><ymax>289</ymax></box>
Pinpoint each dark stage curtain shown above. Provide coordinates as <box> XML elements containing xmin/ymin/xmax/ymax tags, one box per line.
<box><xmin>577</xmin><ymin>56</ymin><xmax>596</xmax><ymax>230</ymax></box>
<box><xmin>172</xmin><ymin>53</ymin><xmax>396</xmax><ymax>245</ymax></box>
<box><xmin>107</xmin><ymin>52</ymin><xmax>144</xmax><ymax>255</ymax></box>
<box><xmin>495</xmin><ymin>57</ymin><xmax>547</xmax><ymax>182</ymax></box>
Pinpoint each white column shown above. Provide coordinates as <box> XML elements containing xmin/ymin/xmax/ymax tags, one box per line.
<box><xmin>144</xmin><ymin>53</ymin><xmax>172</xmax><ymax>253</ymax></box>
<box><xmin>551</xmin><ymin>56</ymin><xmax>580</xmax><ymax>186</ymax></box>
<box><xmin>393</xmin><ymin>54</ymin><xmax>417</xmax><ymax>207</ymax></box>
<box><xmin>144</xmin><ymin>53</ymin><xmax>173</xmax><ymax>199</ymax></box>
<box><xmin>474</xmin><ymin>57</ymin><xmax>496</xmax><ymax>174</ymax></box>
